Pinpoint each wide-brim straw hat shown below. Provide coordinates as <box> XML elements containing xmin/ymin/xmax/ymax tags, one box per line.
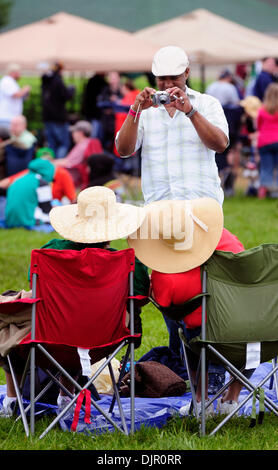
<box><xmin>50</xmin><ymin>186</ymin><xmax>146</xmax><ymax>243</ymax></box>
<box><xmin>240</xmin><ymin>96</ymin><xmax>262</xmax><ymax>119</ymax></box>
<box><xmin>127</xmin><ymin>198</ymin><xmax>223</xmax><ymax>273</ymax></box>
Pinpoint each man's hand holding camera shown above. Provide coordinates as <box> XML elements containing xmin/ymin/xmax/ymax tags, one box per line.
<box><xmin>165</xmin><ymin>87</ymin><xmax>193</xmax><ymax>115</ymax></box>
<box><xmin>131</xmin><ymin>86</ymin><xmax>193</xmax><ymax>116</ymax></box>
<box><xmin>132</xmin><ymin>87</ymin><xmax>157</xmax><ymax>112</ymax></box>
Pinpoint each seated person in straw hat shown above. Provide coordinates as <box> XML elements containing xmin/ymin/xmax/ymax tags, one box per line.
<box><xmin>0</xmin><ymin>186</ymin><xmax>149</xmax><ymax>416</ymax></box>
<box><xmin>128</xmin><ymin>197</ymin><xmax>254</xmax><ymax>417</ymax></box>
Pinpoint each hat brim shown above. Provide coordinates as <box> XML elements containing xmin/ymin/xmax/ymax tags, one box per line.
<box><xmin>152</xmin><ymin>64</ymin><xmax>187</xmax><ymax>76</ymax></box>
<box><xmin>50</xmin><ymin>202</ymin><xmax>146</xmax><ymax>243</ymax></box>
<box><xmin>239</xmin><ymin>99</ymin><xmax>261</xmax><ymax>119</ymax></box>
<box><xmin>127</xmin><ymin>198</ymin><xmax>223</xmax><ymax>273</ymax></box>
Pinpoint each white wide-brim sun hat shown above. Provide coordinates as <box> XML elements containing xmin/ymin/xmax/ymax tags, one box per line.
<box><xmin>127</xmin><ymin>198</ymin><xmax>223</xmax><ymax>273</ymax></box>
<box><xmin>50</xmin><ymin>186</ymin><xmax>146</xmax><ymax>243</ymax></box>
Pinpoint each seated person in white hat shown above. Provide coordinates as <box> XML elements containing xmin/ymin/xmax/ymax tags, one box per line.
<box><xmin>128</xmin><ymin>198</ymin><xmax>253</xmax><ymax>417</ymax></box>
<box><xmin>53</xmin><ymin>120</ymin><xmax>102</xmax><ymax>187</ymax></box>
<box><xmin>0</xmin><ymin>186</ymin><xmax>150</xmax><ymax>416</ymax></box>
<box><xmin>116</xmin><ymin>45</ymin><xmax>229</xmax><ymax>207</ymax></box>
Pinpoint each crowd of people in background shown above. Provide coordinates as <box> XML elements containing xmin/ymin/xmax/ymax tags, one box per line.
<box><xmin>0</xmin><ymin>57</ymin><xmax>278</xmax><ymax>230</ymax></box>
<box><xmin>205</xmin><ymin>57</ymin><xmax>278</xmax><ymax>199</ymax></box>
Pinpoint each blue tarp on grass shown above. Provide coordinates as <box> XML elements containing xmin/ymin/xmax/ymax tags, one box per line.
<box><xmin>0</xmin><ymin>362</ymin><xmax>277</xmax><ymax>434</ymax></box>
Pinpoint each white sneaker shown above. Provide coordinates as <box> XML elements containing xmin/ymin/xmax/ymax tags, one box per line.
<box><xmin>0</xmin><ymin>396</ymin><xmax>16</xmax><ymax>418</ymax></box>
<box><xmin>216</xmin><ymin>398</ymin><xmax>239</xmax><ymax>416</ymax></box>
<box><xmin>180</xmin><ymin>400</ymin><xmax>215</xmax><ymax>418</ymax></box>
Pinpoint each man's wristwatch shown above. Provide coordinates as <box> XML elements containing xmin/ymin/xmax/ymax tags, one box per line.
<box><xmin>185</xmin><ymin>107</ymin><xmax>197</xmax><ymax>118</ymax></box>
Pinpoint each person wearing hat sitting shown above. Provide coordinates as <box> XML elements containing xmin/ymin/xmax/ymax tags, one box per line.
<box><xmin>0</xmin><ymin>186</ymin><xmax>150</xmax><ymax>416</ymax></box>
<box><xmin>128</xmin><ymin>198</ymin><xmax>253</xmax><ymax>417</ymax></box>
<box><xmin>116</xmin><ymin>45</ymin><xmax>229</xmax><ymax>207</ymax></box>
<box><xmin>53</xmin><ymin>120</ymin><xmax>103</xmax><ymax>188</ymax></box>
<box><xmin>4</xmin><ymin>158</ymin><xmax>55</xmax><ymax>229</ymax></box>
<box><xmin>45</xmin><ymin>186</ymin><xmax>149</xmax><ymax>410</ymax></box>
<box><xmin>0</xmin><ymin>147</ymin><xmax>77</xmax><ymax>204</ymax></box>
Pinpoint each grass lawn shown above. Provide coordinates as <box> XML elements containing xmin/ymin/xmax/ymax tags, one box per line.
<box><xmin>0</xmin><ymin>193</ymin><xmax>278</xmax><ymax>450</ymax></box>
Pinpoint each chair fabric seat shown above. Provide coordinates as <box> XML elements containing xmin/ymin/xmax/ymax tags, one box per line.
<box><xmin>20</xmin><ymin>248</ymin><xmax>137</xmax><ymax>350</ymax></box>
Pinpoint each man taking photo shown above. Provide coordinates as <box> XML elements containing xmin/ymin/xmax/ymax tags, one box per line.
<box><xmin>116</xmin><ymin>45</ymin><xmax>229</xmax><ymax>206</ymax></box>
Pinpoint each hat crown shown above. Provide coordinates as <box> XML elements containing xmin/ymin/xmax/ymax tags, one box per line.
<box><xmin>154</xmin><ymin>200</ymin><xmax>207</xmax><ymax>251</ymax></box>
<box><xmin>152</xmin><ymin>46</ymin><xmax>189</xmax><ymax>77</ymax></box>
<box><xmin>127</xmin><ymin>197</ymin><xmax>222</xmax><ymax>273</ymax></box>
<box><xmin>77</xmin><ymin>186</ymin><xmax>117</xmax><ymax>220</ymax></box>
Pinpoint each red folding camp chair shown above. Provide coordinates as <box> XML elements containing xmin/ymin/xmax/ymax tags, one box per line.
<box><xmin>7</xmin><ymin>247</ymin><xmax>139</xmax><ymax>438</ymax></box>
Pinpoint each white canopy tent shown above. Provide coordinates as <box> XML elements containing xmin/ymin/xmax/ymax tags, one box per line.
<box><xmin>134</xmin><ymin>8</ymin><xmax>278</xmax><ymax>65</ymax></box>
<box><xmin>0</xmin><ymin>12</ymin><xmax>158</xmax><ymax>73</ymax></box>
<box><xmin>134</xmin><ymin>8</ymin><xmax>278</xmax><ymax>89</ymax></box>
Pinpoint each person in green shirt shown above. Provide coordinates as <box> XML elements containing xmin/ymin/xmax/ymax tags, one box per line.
<box><xmin>5</xmin><ymin>158</ymin><xmax>55</xmax><ymax>228</ymax></box>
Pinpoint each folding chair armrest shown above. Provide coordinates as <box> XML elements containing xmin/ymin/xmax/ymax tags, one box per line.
<box><xmin>149</xmin><ymin>293</ymin><xmax>210</xmax><ymax>321</ymax></box>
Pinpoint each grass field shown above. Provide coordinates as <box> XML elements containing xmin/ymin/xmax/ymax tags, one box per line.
<box><xmin>1</xmin><ymin>193</ymin><xmax>278</xmax><ymax>450</ymax></box>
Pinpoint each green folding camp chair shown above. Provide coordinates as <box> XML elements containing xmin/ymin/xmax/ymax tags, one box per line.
<box><xmin>180</xmin><ymin>243</ymin><xmax>278</xmax><ymax>436</ymax></box>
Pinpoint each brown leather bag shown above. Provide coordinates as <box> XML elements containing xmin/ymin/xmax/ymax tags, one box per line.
<box><xmin>119</xmin><ymin>361</ymin><xmax>187</xmax><ymax>398</ymax></box>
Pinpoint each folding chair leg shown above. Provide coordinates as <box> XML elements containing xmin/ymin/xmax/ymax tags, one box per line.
<box><xmin>129</xmin><ymin>340</ymin><xmax>135</xmax><ymax>434</ymax></box>
<box><xmin>19</xmin><ymin>351</ymin><xmax>31</xmax><ymax>391</ymax></box>
<box><xmin>207</xmin><ymin>344</ymin><xmax>278</xmax><ymax>435</ymax></box>
<box><xmin>208</xmin><ymin>344</ymin><xmax>278</xmax><ymax>414</ymax></box>
<box><xmin>30</xmin><ymin>345</ymin><xmax>36</xmax><ymax>435</ymax></box>
<box><xmin>271</xmin><ymin>358</ymin><xmax>278</xmax><ymax>399</ymax></box>
<box><xmin>107</xmin><ymin>362</ymin><xmax>128</xmax><ymax>435</ymax></box>
<box><xmin>108</xmin><ymin>341</ymin><xmax>135</xmax><ymax>434</ymax></box>
<box><xmin>109</xmin><ymin>344</ymin><xmax>131</xmax><ymax>414</ymax></box>
<box><xmin>16</xmin><ymin>370</ymin><xmax>61</xmax><ymax>421</ymax></box>
<box><xmin>180</xmin><ymin>339</ymin><xmax>198</xmax><ymax>417</ymax></box>
<box><xmin>30</xmin><ymin>272</ymin><xmax>37</xmax><ymax>435</ymax></box>
<box><xmin>200</xmin><ymin>346</ymin><xmax>206</xmax><ymax>436</ymax></box>
<box><xmin>6</xmin><ymin>354</ymin><xmax>29</xmax><ymax>437</ymax></box>
<box><xmin>37</xmin><ymin>342</ymin><xmax>128</xmax><ymax>439</ymax></box>
<box><xmin>128</xmin><ymin>271</ymin><xmax>135</xmax><ymax>435</ymax></box>
<box><xmin>200</xmin><ymin>268</ymin><xmax>207</xmax><ymax>436</ymax></box>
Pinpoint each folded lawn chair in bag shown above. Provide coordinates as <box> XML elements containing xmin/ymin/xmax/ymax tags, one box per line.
<box><xmin>181</xmin><ymin>244</ymin><xmax>278</xmax><ymax>436</ymax></box>
<box><xmin>5</xmin><ymin>247</ymin><xmax>139</xmax><ymax>438</ymax></box>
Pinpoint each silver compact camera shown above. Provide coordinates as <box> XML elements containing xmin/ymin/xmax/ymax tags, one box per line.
<box><xmin>151</xmin><ymin>91</ymin><xmax>171</xmax><ymax>106</ymax></box>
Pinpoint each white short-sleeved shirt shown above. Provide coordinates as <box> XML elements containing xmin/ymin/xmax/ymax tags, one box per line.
<box><xmin>117</xmin><ymin>87</ymin><xmax>229</xmax><ymax>206</ymax></box>
<box><xmin>0</xmin><ymin>75</ymin><xmax>22</xmax><ymax>121</ymax></box>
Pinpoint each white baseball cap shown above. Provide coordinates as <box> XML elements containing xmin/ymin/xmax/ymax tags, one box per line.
<box><xmin>152</xmin><ymin>46</ymin><xmax>189</xmax><ymax>77</ymax></box>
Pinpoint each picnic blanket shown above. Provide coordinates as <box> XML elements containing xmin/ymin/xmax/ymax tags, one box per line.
<box><xmin>0</xmin><ymin>362</ymin><xmax>276</xmax><ymax>434</ymax></box>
